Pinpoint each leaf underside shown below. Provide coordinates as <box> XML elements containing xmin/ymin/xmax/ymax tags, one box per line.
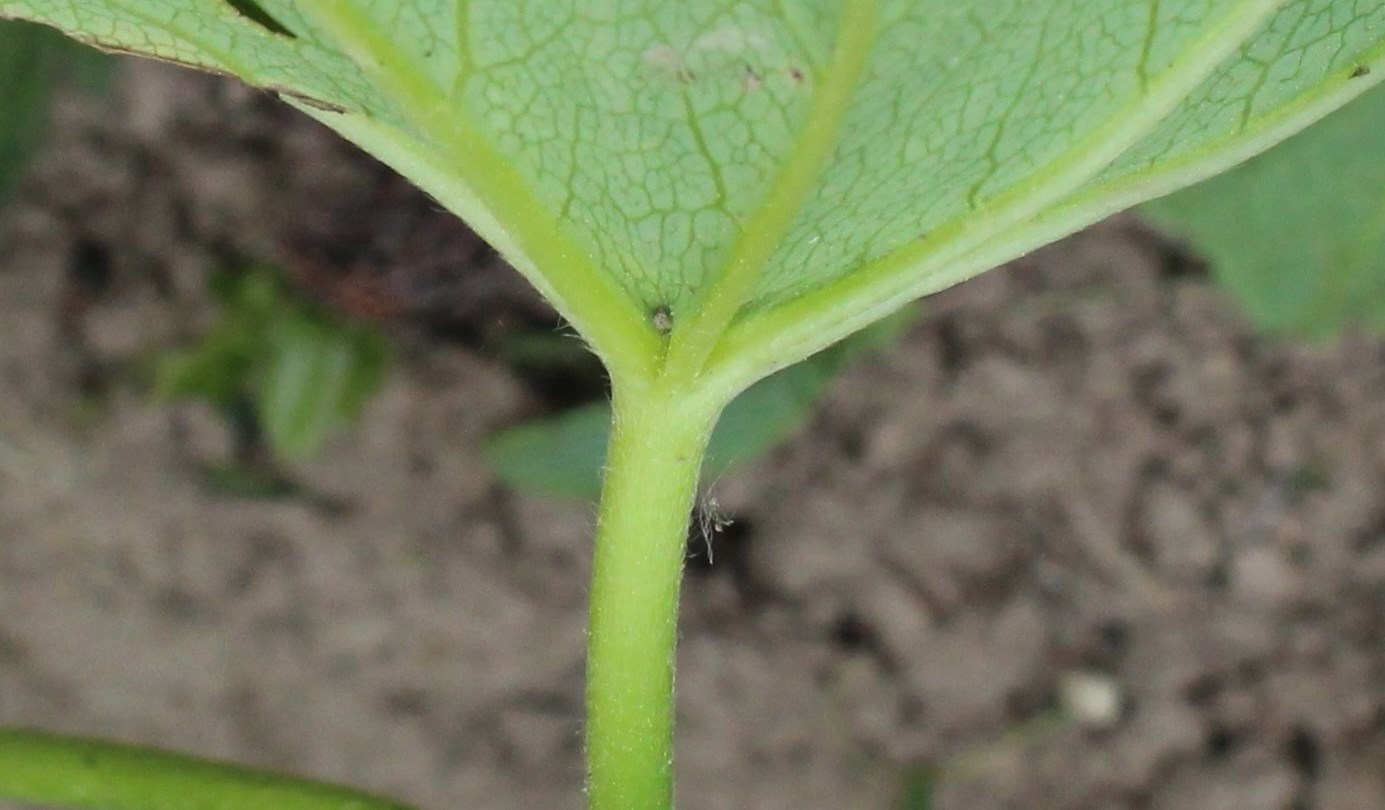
<box><xmin>1145</xmin><ymin>80</ymin><xmax>1385</xmax><ymax>338</ymax></box>
<box><xmin>3</xmin><ymin>0</ymin><xmax>1382</xmax><ymax>389</ymax></box>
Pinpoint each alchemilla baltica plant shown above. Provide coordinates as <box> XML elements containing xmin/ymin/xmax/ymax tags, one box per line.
<box><xmin>0</xmin><ymin>2</ymin><xmax>1382</xmax><ymax>808</ymax></box>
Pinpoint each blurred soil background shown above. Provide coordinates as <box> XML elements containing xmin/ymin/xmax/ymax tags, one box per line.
<box><xmin>2</xmin><ymin>61</ymin><xmax>1384</xmax><ymax>810</ymax></box>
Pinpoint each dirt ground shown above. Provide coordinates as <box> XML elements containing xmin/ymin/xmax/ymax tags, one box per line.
<box><xmin>2</xmin><ymin>61</ymin><xmax>1385</xmax><ymax>810</ymax></box>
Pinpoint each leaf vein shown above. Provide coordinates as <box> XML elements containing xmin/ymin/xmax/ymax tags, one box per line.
<box><xmin>659</xmin><ymin>0</ymin><xmax>881</xmax><ymax>384</ymax></box>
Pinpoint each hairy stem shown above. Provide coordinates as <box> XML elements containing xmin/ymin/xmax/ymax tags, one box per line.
<box><xmin>586</xmin><ymin>381</ymin><xmax>724</xmax><ymax>810</ymax></box>
<box><xmin>0</xmin><ymin>728</ymin><xmax>415</xmax><ymax>810</ymax></box>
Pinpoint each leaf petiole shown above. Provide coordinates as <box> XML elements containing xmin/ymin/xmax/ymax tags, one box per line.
<box><xmin>585</xmin><ymin>378</ymin><xmax>728</xmax><ymax>810</ymax></box>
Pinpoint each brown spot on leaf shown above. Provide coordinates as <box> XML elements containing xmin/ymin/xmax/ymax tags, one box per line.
<box><xmin>742</xmin><ymin>65</ymin><xmax>762</xmax><ymax>92</ymax></box>
<box><xmin>788</xmin><ymin>66</ymin><xmax>806</xmax><ymax>84</ymax></box>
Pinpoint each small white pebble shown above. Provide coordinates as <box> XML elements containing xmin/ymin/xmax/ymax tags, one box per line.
<box><xmin>1060</xmin><ymin>670</ymin><xmax>1123</xmax><ymax>728</ymax></box>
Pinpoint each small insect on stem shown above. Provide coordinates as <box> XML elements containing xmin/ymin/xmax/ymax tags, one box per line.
<box><xmin>651</xmin><ymin>305</ymin><xmax>674</xmax><ymax>335</ymax></box>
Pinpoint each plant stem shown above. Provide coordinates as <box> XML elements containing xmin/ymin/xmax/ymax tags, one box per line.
<box><xmin>586</xmin><ymin>381</ymin><xmax>724</xmax><ymax>810</ymax></box>
<box><xmin>0</xmin><ymin>728</ymin><xmax>416</xmax><ymax>809</ymax></box>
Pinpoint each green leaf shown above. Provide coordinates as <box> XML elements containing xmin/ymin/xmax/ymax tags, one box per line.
<box><xmin>897</xmin><ymin>766</ymin><xmax>936</xmax><ymax>810</ymax></box>
<box><xmin>156</xmin><ymin>340</ymin><xmax>255</xmax><ymax>409</ymax></box>
<box><xmin>0</xmin><ymin>728</ymin><xmax>418</xmax><ymax>810</ymax></box>
<box><xmin>485</xmin><ymin>310</ymin><xmax>911</xmax><ymax>501</ymax></box>
<box><xmin>3</xmin><ymin>1</ymin><xmax>1380</xmax><ymax>396</ymax></box>
<box><xmin>1143</xmin><ymin>81</ymin><xmax>1385</xmax><ymax>337</ymax></box>
<box><xmin>157</xmin><ymin>267</ymin><xmax>388</xmax><ymax>461</ymax></box>
<box><xmin>155</xmin><ymin>270</ymin><xmax>281</xmax><ymax>409</ymax></box>
<box><xmin>484</xmin><ymin>404</ymin><xmax>612</xmax><ymax>501</ymax></box>
<box><xmin>4</xmin><ymin>7</ymin><xmax>1384</xmax><ymax>809</ymax></box>
<box><xmin>257</xmin><ymin>314</ymin><xmax>387</xmax><ymax>459</ymax></box>
<box><xmin>702</xmin><ymin>306</ymin><xmax>910</xmax><ymax>476</ymax></box>
<box><xmin>0</xmin><ymin>20</ymin><xmax>109</xmax><ymax>202</ymax></box>
<box><xmin>0</xmin><ymin>22</ymin><xmax>53</xmax><ymax>200</ymax></box>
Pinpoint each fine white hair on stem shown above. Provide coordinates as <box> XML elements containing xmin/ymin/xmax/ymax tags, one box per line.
<box><xmin>693</xmin><ymin>494</ymin><xmax>733</xmax><ymax>566</ymax></box>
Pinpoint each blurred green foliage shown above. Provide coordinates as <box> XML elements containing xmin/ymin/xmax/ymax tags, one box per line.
<box><xmin>157</xmin><ymin>266</ymin><xmax>389</xmax><ymax>462</ymax></box>
<box><xmin>0</xmin><ymin>19</ymin><xmax>111</xmax><ymax>202</ymax></box>
<box><xmin>485</xmin><ymin>309</ymin><xmax>913</xmax><ymax>501</ymax></box>
<box><xmin>1145</xmin><ymin>81</ymin><xmax>1385</xmax><ymax>338</ymax></box>
<box><xmin>896</xmin><ymin>767</ymin><xmax>936</xmax><ymax>810</ymax></box>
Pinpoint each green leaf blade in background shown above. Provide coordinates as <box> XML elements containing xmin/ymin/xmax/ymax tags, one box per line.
<box><xmin>258</xmin><ymin>315</ymin><xmax>388</xmax><ymax>460</ymax></box>
<box><xmin>0</xmin><ymin>19</ymin><xmax>110</xmax><ymax>203</ymax></box>
<box><xmin>483</xmin><ymin>404</ymin><xmax>612</xmax><ymax>502</ymax></box>
<box><xmin>897</xmin><ymin>767</ymin><xmax>936</xmax><ymax>810</ymax></box>
<box><xmin>0</xmin><ymin>729</ymin><xmax>417</xmax><ymax>810</ymax></box>
<box><xmin>0</xmin><ymin>21</ymin><xmax>55</xmax><ymax>200</ymax></box>
<box><xmin>157</xmin><ymin>268</ymin><xmax>389</xmax><ymax>463</ymax></box>
<box><xmin>1144</xmin><ymin>81</ymin><xmax>1385</xmax><ymax>336</ymax></box>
